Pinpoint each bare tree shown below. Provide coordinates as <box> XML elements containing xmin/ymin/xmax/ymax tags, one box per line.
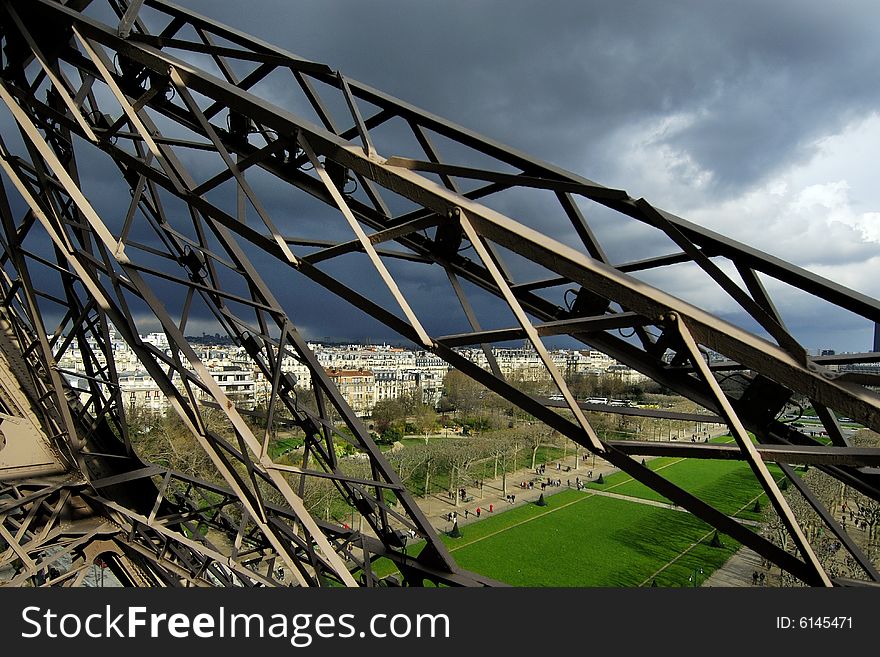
<box><xmin>387</xmin><ymin>444</ymin><xmax>433</xmax><ymax>495</ymax></box>
<box><xmin>436</xmin><ymin>440</ymin><xmax>482</xmax><ymax>507</ymax></box>
<box><xmin>848</xmin><ymin>430</ymin><xmax>880</xmax><ymax>548</ymax></box>
<box><xmin>477</xmin><ymin>435</ymin><xmax>518</xmax><ymax>496</ymax></box>
<box><xmin>515</xmin><ymin>425</ymin><xmax>546</xmax><ymax>471</ymax></box>
<box><xmin>760</xmin><ymin>460</ymin><xmax>880</xmax><ymax>585</ymax></box>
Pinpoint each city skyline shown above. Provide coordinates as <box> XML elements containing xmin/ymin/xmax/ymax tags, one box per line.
<box><xmin>59</xmin><ymin>329</ymin><xmax>646</xmax><ymax>417</ymax></box>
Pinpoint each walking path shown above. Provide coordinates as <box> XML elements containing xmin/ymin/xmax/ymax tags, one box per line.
<box><xmin>414</xmin><ymin>452</ymin><xmax>619</xmax><ymax>533</ymax></box>
<box><xmin>587</xmin><ymin>488</ymin><xmax>760</xmax><ymax>527</ymax></box>
<box><xmin>701</xmin><ymin>546</ymin><xmax>779</xmax><ymax>587</ymax></box>
<box><xmin>412</xmin><ymin>439</ymin><xmax>723</xmax><ymax>532</ymax></box>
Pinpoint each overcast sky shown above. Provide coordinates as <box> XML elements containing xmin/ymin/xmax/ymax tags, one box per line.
<box><xmin>6</xmin><ymin>0</ymin><xmax>880</xmax><ymax>353</ymax></box>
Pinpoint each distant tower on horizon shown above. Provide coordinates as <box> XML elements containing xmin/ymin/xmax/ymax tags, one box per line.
<box><xmin>874</xmin><ymin>323</ymin><xmax>880</xmax><ymax>352</ymax></box>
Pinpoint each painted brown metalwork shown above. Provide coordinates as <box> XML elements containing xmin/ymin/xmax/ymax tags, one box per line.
<box><xmin>0</xmin><ymin>0</ymin><xmax>878</xmax><ymax>587</ymax></box>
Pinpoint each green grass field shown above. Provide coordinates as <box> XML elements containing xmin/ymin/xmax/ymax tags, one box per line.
<box><xmin>372</xmin><ymin>447</ymin><xmax>787</xmax><ymax>586</ymax></box>
<box><xmin>440</xmin><ymin>490</ymin><xmax>741</xmax><ymax>586</ymax></box>
<box><xmin>586</xmin><ymin>456</ymin><xmax>782</xmax><ymax>522</ymax></box>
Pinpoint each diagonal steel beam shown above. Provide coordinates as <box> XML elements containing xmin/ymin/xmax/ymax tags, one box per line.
<box><xmin>670</xmin><ymin>311</ymin><xmax>832</xmax><ymax>586</ymax></box>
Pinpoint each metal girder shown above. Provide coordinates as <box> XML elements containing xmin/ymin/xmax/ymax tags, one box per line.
<box><xmin>0</xmin><ymin>0</ymin><xmax>877</xmax><ymax>588</ymax></box>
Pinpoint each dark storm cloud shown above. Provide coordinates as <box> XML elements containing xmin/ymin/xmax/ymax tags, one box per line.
<box><xmin>171</xmin><ymin>0</ymin><xmax>880</xmax><ymax>194</ymax></box>
<box><xmin>3</xmin><ymin>0</ymin><xmax>879</xmax><ymax>350</ymax></box>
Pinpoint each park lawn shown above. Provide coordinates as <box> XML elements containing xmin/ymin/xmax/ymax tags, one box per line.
<box><xmin>268</xmin><ymin>437</ymin><xmax>303</xmax><ymax>459</ymax></box>
<box><xmin>586</xmin><ymin>433</ymin><xmax>786</xmax><ymax>521</ymax></box>
<box><xmin>441</xmin><ymin>491</ymin><xmax>741</xmax><ymax>586</ymax></box>
<box><xmin>588</xmin><ymin>458</ymin><xmax>785</xmax><ymax>522</ymax></box>
<box><xmin>360</xmin><ymin>436</ymin><xmax>789</xmax><ymax>586</ymax></box>
<box><xmin>367</xmin><ymin>485</ymin><xmax>752</xmax><ymax>586</ymax></box>
<box><xmin>363</xmin><ymin>497</ymin><xmax>573</xmax><ymax>580</ymax></box>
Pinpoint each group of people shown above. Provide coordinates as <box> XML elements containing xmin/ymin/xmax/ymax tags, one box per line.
<box><xmin>448</xmin><ymin>487</ymin><xmax>473</xmax><ymax>502</ymax></box>
<box><xmin>842</xmin><ymin>508</ymin><xmax>871</xmax><ymax>532</ymax></box>
<box><xmin>568</xmin><ymin>476</ymin><xmax>585</xmax><ymax>490</ymax></box>
<box><xmin>751</xmin><ymin>571</ymin><xmax>767</xmax><ymax>586</ymax></box>
<box><xmin>445</xmin><ymin>505</ymin><xmax>490</xmax><ymax>523</ymax></box>
<box><xmin>521</xmin><ymin>469</ymin><xmax>602</xmax><ymax>492</ymax></box>
<box><xmin>440</xmin><ymin>462</ymin><xmax>609</xmax><ymax>527</ymax></box>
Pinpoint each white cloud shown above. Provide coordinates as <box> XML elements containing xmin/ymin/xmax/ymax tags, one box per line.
<box><xmin>602</xmin><ymin>111</ymin><xmax>880</xmax><ymax>351</ymax></box>
<box><xmin>606</xmin><ymin>111</ymin><xmax>716</xmax><ymax>201</ymax></box>
<box><xmin>616</xmin><ymin>111</ymin><xmax>878</xmax><ymax>268</ymax></box>
<box><xmin>690</xmin><ymin>114</ymin><xmax>880</xmax><ymax>278</ymax></box>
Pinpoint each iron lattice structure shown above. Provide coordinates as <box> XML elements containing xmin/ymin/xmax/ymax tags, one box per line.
<box><xmin>0</xmin><ymin>0</ymin><xmax>879</xmax><ymax>588</ymax></box>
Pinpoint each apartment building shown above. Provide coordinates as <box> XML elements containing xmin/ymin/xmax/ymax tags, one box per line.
<box><xmin>325</xmin><ymin>368</ymin><xmax>375</xmax><ymax>417</ymax></box>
